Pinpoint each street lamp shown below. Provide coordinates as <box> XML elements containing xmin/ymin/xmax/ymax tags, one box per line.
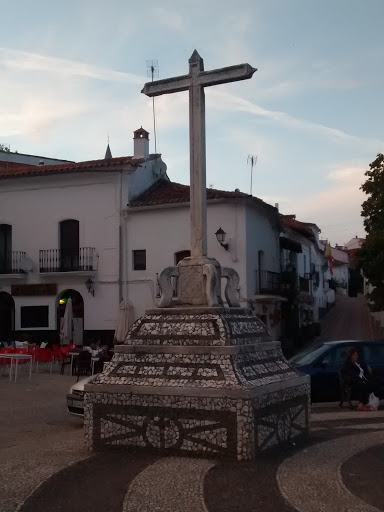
<box><xmin>85</xmin><ymin>278</ymin><xmax>95</xmax><ymax>296</ymax></box>
<box><xmin>215</xmin><ymin>227</ymin><xmax>229</xmax><ymax>251</ymax></box>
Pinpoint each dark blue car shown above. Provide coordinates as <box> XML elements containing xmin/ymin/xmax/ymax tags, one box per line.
<box><xmin>289</xmin><ymin>340</ymin><xmax>384</xmax><ymax>402</ymax></box>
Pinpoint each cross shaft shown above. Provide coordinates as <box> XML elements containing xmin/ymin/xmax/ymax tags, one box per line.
<box><xmin>141</xmin><ymin>50</ymin><xmax>256</xmax><ymax>259</ymax></box>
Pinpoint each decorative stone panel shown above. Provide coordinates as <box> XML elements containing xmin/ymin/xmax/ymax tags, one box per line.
<box><xmin>85</xmin><ymin>307</ymin><xmax>310</xmax><ymax>460</ymax></box>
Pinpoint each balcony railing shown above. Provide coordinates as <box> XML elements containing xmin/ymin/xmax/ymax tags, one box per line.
<box><xmin>256</xmin><ymin>270</ymin><xmax>284</xmax><ymax>295</ymax></box>
<box><xmin>39</xmin><ymin>248</ymin><xmax>96</xmax><ymax>273</ymax></box>
<box><xmin>0</xmin><ymin>251</ymin><xmax>26</xmax><ymax>274</ymax></box>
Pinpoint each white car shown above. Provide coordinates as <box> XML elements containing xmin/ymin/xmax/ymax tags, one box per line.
<box><xmin>66</xmin><ymin>375</ymin><xmax>95</xmax><ymax>416</ymax></box>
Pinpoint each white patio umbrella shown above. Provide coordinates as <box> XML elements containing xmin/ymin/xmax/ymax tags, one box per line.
<box><xmin>60</xmin><ymin>297</ymin><xmax>73</xmax><ymax>345</ymax></box>
<box><xmin>114</xmin><ymin>300</ymin><xmax>133</xmax><ymax>343</ymax></box>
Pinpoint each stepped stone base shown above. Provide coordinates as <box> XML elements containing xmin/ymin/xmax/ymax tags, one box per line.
<box><xmin>84</xmin><ymin>307</ymin><xmax>310</xmax><ymax>460</ymax></box>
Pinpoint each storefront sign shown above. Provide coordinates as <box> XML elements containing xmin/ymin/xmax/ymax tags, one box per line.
<box><xmin>11</xmin><ymin>284</ymin><xmax>57</xmax><ymax>296</ymax></box>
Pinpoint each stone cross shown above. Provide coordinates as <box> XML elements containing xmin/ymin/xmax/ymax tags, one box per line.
<box><xmin>142</xmin><ymin>51</ymin><xmax>256</xmax><ymax>259</ymax></box>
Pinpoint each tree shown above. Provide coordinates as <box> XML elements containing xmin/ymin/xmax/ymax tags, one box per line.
<box><xmin>0</xmin><ymin>144</ymin><xmax>10</xmax><ymax>153</ymax></box>
<box><xmin>359</xmin><ymin>153</ymin><xmax>384</xmax><ymax>310</ymax></box>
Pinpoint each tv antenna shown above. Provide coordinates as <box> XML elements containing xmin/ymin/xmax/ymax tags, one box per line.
<box><xmin>146</xmin><ymin>59</ymin><xmax>159</xmax><ymax>153</ymax></box>
<box><xmin>247</xmin><ymin>154</ymin><xmax>258</xmax><ymax>195</ymax></box>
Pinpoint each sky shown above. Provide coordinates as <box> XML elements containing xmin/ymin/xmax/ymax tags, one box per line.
<box><xmin>0</xmin><ymin>0</ymin><xmax>383</xmax><ymax>245</ymax></box>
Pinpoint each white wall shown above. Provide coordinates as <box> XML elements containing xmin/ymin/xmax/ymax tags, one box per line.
<box><xmin>0</xmin><ymin>172</ymin><xmax>122</xmax><ymax>332</ymax></box>
<box><xmin>245</xmin><ymin>205</ymin><xmax>280</xmax><ymax>295</ymax></box>
<box><xmin>125</xmin><ymin>201</ymin><xmax>248</xmax><ymax>319</ymax></box>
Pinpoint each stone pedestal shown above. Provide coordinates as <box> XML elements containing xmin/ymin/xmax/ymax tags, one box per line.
<box><xmin>84</xmin><ymin>307</ymin><xmax>310</xmax><ymax>460</ymax></box>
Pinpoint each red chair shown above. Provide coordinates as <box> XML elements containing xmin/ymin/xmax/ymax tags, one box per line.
<box><xmin>35</xmin><ymin>348</ymin><xmax>53</xmax><ymax>373</ymax></box>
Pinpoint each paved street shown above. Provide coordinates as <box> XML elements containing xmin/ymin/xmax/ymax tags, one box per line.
<box><xmin>318</xmin><ymin>293</ymin><xmax>382</xmax><ymax>341</ymax></box>
<box><xmin>1</xmin><ymin>371</ymin><xmax>384</xmax><ymax>512</ymax></box>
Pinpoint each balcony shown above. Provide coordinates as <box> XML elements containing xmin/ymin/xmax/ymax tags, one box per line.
<box><xmin>39</xmin><ymin>248</ymin><xmax>96</xmax><ymax>274</ymax></box>
<box><xmin>299</xmin><ymin>274</ymin><xmax>311</xmax><ymax>293</ymax></box>
<box><xmin>256</xmin><ymin>270</ymin><xmax>281</xmax><ymax>295</ymax></box>
<box><xmin>0</xmin><ymin>251</ymin><xmax>27</xmax><ymax>275</ymax></box>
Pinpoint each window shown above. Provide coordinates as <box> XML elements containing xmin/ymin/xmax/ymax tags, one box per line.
<box><xmin>322</xmin><ymin>344</ymin><xmax>363</xmax><ymax>367</ymax></box>
<box><xmin>175</xmin><ymin>250</ymin><xmax>190</xmax><ymax>265</ymax></box>
<box><xmin>0</xmin><ymin>224</ymin><xmax>12</xmax><ymax>273</ymax></box>
<box><xmin>133</xmin><ymin>250</ymin><xmax>146</xmax><ymax>270</ymax></box>
<box><xmin>60</xmin><ymin>219</ymin><xmax>79</xmax><ymax>271</ymax></box>
<box><xmin>21</xmin><ymin>306</ymin><xmax>49</xmax><ymax>328</ymax></box>
<box><xmin>364</xmin><ymin>343</ymin><xmax>384</xmax><ymax>362</ymax></box>
<box><xmin>293</xmin><ymin>344</ymin><xmax>330</xmax><ymax>365</ymax></box>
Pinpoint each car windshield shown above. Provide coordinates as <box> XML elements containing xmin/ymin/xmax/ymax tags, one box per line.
<box><xmin>290</xmin><ymin>344</ymin><xmax>330</xmax><ymax>365</ymax></box>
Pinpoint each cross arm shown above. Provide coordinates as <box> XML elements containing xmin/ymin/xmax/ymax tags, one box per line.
<box><xmin>141</xmin><ymin>74</ymin><xmax>191</xmax><ymax>97</ymax></box>
<box><xmin>199</xmin><ymin>63</ymin><xmax>256</xmax><ymax>87</ymax></box>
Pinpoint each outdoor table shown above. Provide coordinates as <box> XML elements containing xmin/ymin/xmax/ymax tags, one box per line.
<box><xmin>0</xmin><ymin>353</ymin><xmax>33</xmax><ymax>383</ymax></box>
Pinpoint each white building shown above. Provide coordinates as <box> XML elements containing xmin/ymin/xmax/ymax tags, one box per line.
<box><xmin>124</xmin><ymin>179</ymin><xmax>285</xmax><ymax>339</ymax></box>
<box><xmin>0</xmin><ymin>148</ymin><xmax>72</xmax><ymax>166</ymax></box>
<box><xmin>0</xmin><ymin>128</ymin><xmax>342</xmax><ymax>348</ymax></box>
<box><xmin>0</xmin><ymin>128</ymin><xmax>167</xmax><ymax>343</ymax></box>
<box><xmin>330</xmin><ymin>246</ymin><xmax>349</xmax><ymax>295</ymax></box>
<box><xmin>280</xmin><ymin>215</ymin><xmax>333</xmax><ymax>339</ymax></box>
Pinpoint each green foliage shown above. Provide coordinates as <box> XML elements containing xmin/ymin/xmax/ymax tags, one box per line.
<box><xmin>360</xmin><ymin>154</ymin><xmax>384</xmax><ymax>310</ymax></box>
<box><xmin>361</xmin><ymin>153</ymin><xmax>384</xmax><ymax>233</ymax></box>
<box><xmin>0</xmin><ymin>143</ymin><xmax>10</xmax><ymax>153</ymax></box>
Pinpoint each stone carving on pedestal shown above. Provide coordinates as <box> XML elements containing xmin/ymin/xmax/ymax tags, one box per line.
<box><xmin>157</xmin><ymin>266</ymin><xmax>179</xmax><ymax>307</ymax></box>
<box><xmin>84</xmin><ymin>51</ymin><xmax>310</xmax><ymax>460</ymax></box>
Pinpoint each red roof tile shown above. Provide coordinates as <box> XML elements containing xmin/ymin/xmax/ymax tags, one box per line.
<box><xmin>0</xmin><ymin>156</ymin><xmax>142</xmax><ymax>180</ymax></box>
<box><xmin>129</xmin><ymin>179</ymin><xmax>265</xmax><ymax>207</ymax></box>
<box><xmin>0</xmin><ymin>161</ymin><xmax>33</xmax><ymax>173</ymax></box>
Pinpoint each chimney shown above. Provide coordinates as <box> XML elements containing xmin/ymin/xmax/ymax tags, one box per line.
<box><xmin>133</xmin><ymin>127</ymin><xmax>149</xmax><ymax>159</ymax></box>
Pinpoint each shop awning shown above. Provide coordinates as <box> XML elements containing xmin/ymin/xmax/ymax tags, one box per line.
<box><xmin>280</xmin><ymin>236</ymin><xmax>302</xmax><ymax>253</ymax></box>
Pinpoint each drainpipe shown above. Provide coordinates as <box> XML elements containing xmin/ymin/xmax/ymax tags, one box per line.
<box><xmin>118</xmin><ymin>170</ymin><xmax>124</xmax><ymax>303</ymax></box>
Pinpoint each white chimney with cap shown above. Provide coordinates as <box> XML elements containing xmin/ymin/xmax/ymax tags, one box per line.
<box><xmin>133</xmin><ymin>127</ymin><xmax>149</xmax><ymax>159</ymax></box>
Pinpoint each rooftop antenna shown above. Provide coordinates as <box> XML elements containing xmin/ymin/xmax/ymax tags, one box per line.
<box><xmin>247</xmin><ymin>154</ymin><xmax>258</xmax><ymax>195</ymax></box>
<box><xmin>146</xmin><ymin>59</ymin><xmax>159</xmax><ymax>153</ymax></box>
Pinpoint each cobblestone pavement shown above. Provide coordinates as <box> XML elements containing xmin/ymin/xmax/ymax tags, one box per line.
<box><xmin>3</xmin><ymin>373</ymin><xmax>384</xmax><ymax>512</ymax></box>
<box><xmin>318</xmin><ymin>294</ymin><xmax>382</xmax><ymax>341</ymax></box>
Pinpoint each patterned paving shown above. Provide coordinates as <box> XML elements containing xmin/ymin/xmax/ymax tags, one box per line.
<box><xmin>123</xmin><ymin>458</ymin><xmax>215</xmax><ymax>512</ymax></box>
<box><xmin>9</xmin><ymin>406</ymin><xmax>384</xmax><ymax>512</ymax></box>
<box><xmin>277</xmin><ymin>431</ymin><xmax>384</xmax><ymax>512</ymax></box>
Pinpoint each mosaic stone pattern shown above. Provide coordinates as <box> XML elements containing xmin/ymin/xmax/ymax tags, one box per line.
<box><xmin>125</xmin><ymin>308</ymin><xmax>271</xmax><ymax>347</ymax></box>
<box><xmin>85</xmin><ymin>307</ymin><xmax>310</xmax><ymax>460</ymax></box>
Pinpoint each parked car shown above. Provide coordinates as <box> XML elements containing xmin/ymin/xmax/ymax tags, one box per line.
<box><xmin>289</xmin><ymin>340</ymin><xmax>384</xmax><ymax>402</ymax></box>
<box><xmin>66</xmin><ymin>375</ymin><xmax>94</xmax><ymax>416</ymax></box>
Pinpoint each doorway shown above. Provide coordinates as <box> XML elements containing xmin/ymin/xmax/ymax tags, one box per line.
<box><xmin>0</xmin><ymin>292</ymin><xmax>15</xmax><ymax>340</ymax></box>
<box><xmin>57</xmin><ymin>289</ymin><xmax>84</xmax><ymax>344</ymax></box>
<box><xmin>60</xmin><ymin>220</ymin><xmax>79</xmax><ymax>271</ymax></box>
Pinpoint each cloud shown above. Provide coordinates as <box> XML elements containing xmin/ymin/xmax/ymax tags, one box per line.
<box><xmin>206</xmin><ymin>88</ymin><xmax>384</xmax><ymax>148</ymax></box>
<box><xmin>0</xmin><ymin>47</ymin><xmax>143</xmax><ymax>85</ymax></box>
<box><xmin>152</xmin><ymin>7</ymin><xmax>184</xmax><ymax>31</ymax></box>
<box><xmin>288</xmin><ymin>162</ymin><xmax>367</xmax><ymax>243</ymax></box>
